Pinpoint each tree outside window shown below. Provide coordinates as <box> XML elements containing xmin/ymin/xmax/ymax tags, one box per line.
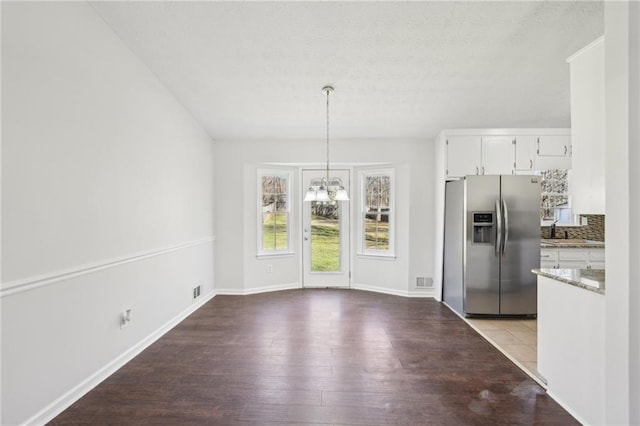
<box><xmin>361</xmin><ymin>170</ymin><xmax>394</xmax><ymax>256</ymax></box>
<box><xmin>259</xmin><ymin>171</ymin><xmax>291</xmax><ymax>254</ymax></box>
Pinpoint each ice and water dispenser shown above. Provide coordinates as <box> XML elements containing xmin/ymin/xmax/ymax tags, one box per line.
<box><xmin>472</xmin><ymin>212</ymin><xmax>494</xmax><ymax>244</ymax></box>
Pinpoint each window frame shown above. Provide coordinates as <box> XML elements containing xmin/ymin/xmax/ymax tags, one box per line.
<box><xmin>358</xmin><ymin>168</ymin><xmax>395</xmax><ymax>258</ymax></box>
<box><xmin>257</xmin><ymin>168</ymin><xmax>293</xmax><ymax>257</ymax></box>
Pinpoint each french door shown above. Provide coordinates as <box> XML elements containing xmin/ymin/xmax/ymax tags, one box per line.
<box><xmin>302</xmin><ymin>169</ymin><xmax>350</xmax><ymax>288</ymax></box>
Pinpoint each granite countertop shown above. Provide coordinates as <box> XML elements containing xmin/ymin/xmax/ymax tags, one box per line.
<box><xmin>532</xmin><ymin>268</ymin><xmax>605</xmax><ymax>294</ymax></box>
<box><xmin>540</xmin><ymin>239</ymin><xmax>605</xmax><ymax>249</ymax></box>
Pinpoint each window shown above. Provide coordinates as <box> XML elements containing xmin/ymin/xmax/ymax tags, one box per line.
<box><xmin>258</xmin><ymin>169</ymin><xmax>292</xmax><ymax>255</ymax></box>
<box><xmin>540</xmin><ymin>169</ymin><xmax>572</xmax><ymax>223</ymax></box>
<box><xmin>360</xmin><ymin>169</ymin><xmax>394</xmax><ymax>256</ymax></box>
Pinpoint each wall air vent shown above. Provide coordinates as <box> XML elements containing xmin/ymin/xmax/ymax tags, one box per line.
<box><xmin>416</xmin><ymin>277</ymin><xmax>433</xmax><ymax>288</ymax></box>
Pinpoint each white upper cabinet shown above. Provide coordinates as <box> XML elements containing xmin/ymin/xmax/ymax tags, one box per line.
<box><xmin>442</xmin><ymin>129</ymin><xmax>571</xmax><ymax>180</ymax></box>
<box><xmin>446</xmin><ymin>135</ymin><xmax>514</xmax><ymax>177</ymax></box>
<box><xmin>537</xmin><ymin>135</ymin><xmax>571</xmax><ymax>156</ymax></box>
<box><xmin>568</xmin><ymin>37</ymin><xmax>605</xmax><ymax>214</ymax></box>
<box><xmin>514</xmin><ymin>136</ymin><xmax>537</xmax><ymax>173</ymax></box>
<box><xmin>481</xmin><ymin>136</ymin><xmax>515</xmax><ymax>175</ymax></box>
<box><xmin>446</xmin><ymin>136</ymin><xmax>481</xmax><ymax>177</ymax></box>
<box><xmin>536</xmin><ymin>135</ymin><xmax>572</xmax><ymax>170</ymax></box>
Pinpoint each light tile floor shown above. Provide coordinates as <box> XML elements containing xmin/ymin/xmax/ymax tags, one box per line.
<box><xmin>466</xmin><ymin>317</ymin><xmax>545</xmax><ymax>385</ymax></box>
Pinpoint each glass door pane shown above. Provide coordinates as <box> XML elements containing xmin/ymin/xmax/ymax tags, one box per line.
<box><xmin>310</xmin><ymin>201</ymin><xmax>340</xmax><ymax>271</ymax></box>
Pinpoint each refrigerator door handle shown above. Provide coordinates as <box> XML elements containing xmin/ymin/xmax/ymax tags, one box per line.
<box><xmin>495</xmin><ymin>199</ymin><xmax>502</xmax><ymax>256</ymax></box>
<box><xmin>502</xmin><ymin>198</ymin><xmax>509</xmax><ymax>255</ymax></box>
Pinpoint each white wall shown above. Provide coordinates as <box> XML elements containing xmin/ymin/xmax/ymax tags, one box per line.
<box><xmin>604</xmin><ymin>2</ymin><xmax>640</xmax><ymax>424</ymax></box>
<box><xmin>1</xmin><ymin>3</ymin><xmax>215</xmax><ymax>424</ymax></box>
<box><xmin>214</xmin><ymin>139</ymin><xmax>434</xmax><ymax>297</ymax></box>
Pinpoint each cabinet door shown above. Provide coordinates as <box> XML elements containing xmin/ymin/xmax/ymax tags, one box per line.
<box><xmin>536</xmin><ymin>135</ymin><xmax>572</xmax><ymax>170</ymax></box>
<box><xmin>570</xmin><ymin>39</ymin><xmax>605</xmax><ymax>214</ymax></box>
<box><xmin>541</xmin><ymin>249</ymin><xmax>558</xmax><ymax>267</ymax></box>
<box><xmin>481</xmin><ymin>136</ymin><xmax>514</xmax><ymax>175</ymax></box>
<box><xmin>558</xmin><ymin>249</ymin><xmax>588</xmax><ymax>269</ymax></box>
<box><xmin>446</xmin><ymin>136</ymin><xmax>481</xmax><ymax>177</ymax></box>
<box><xmin>589</xmin><ymin>249</ymin><xmax>605</xmax><ymax>269</ymax></box>
<box><xmin>537</xmin><ymin>135</ymin><xmax>571</xmax><ymax>157</ymax></box>
<box><xmin>514</xmin><ymin>136</ymin><xmax>536</xmax><ymax>172</ymax></box>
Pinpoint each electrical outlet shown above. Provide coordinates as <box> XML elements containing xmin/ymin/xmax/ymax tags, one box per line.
<box><xmin>267</xmin><ymin>264</ymin><xmax>273</xmax><ymax>273</ymax></box>
<box><xmin>120</xmin><ymin>309</ymin><xmax>132</xmax><ymax>329</ymax></box>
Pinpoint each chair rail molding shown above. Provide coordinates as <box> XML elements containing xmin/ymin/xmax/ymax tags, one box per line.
<box><xmin>1</xmin><ymin>236</ymin><xmax>216</xmax><ymax>297</ymax></box>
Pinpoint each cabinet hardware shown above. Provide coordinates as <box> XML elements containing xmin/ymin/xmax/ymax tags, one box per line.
<box><xmin>475</xmin><ymin>166</ymin><xmax>479</xmax><ymax>175</ymax></box>
<box><xmin>537</xmin><ymin>137</ymin><xmax>540</xmax><ymax>154</ymax></box>
<box><xmin>564</xmin><ymin>145</ymin><xmax>567</xmax><ymax>155</ymax></box>
<box><xmin>530</xmin><ymin>159</ymin><xmax>533</xmax><ymax>169</ymax></box>
<box><xmin>481</xmin><ymin>166</ymin><xmax>485</xmax><ymax>175</ymax></box>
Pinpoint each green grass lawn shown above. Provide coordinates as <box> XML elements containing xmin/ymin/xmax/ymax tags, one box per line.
<box><xmin>262</xmin><ymin>213</ymin><xmax>288</xmax><ymax>251</ymax></box>
<box><xmin>364</xmin><ymin>218</ymin><xmax>389</xmax><ymax>250</ymax></box>
<box><xmin>264</xmin><ymin>213</ymin><xmax>387</xmax><ymax>270</ymax></box>
<box><xmin>311</xmin><ymin>215</ymin><xmax>340</xmax><ymax>271</ymax></box>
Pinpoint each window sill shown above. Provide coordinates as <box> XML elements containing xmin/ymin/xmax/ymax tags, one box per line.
<box><xmin>256</xmin><ymin>252</ymin><xmax>295</xmax><ymax>259</ymax></box>
<box><xmin>357</xmin><ymin>253</ymin><xmax>397</xmax><ymax>260</ymax></box>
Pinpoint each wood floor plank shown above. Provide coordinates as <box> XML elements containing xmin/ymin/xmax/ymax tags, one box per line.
<box><xmin>49</xmin><ymin>289</ymin><xmax>578</xmax><ymax>425</ymax></box>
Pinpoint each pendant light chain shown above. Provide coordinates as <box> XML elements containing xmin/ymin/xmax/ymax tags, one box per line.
<box><xmin>326</xmin><ymin>87</ymin><xmax>330</xmax><ymax>183</ymax></box>
<box><xmin>303</xmin><ymin>85</ymin><xmax>348</xmax><ymax>203</ymax></box>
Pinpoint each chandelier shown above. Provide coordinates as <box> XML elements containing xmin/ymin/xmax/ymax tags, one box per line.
<box><xmin>304</xmin><ymin>86</ymin><xmax>349</xmax><ymax>202</ymax></box>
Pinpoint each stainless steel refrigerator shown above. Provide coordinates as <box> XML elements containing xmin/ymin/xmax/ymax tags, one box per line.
<box><xmin>443</xmin><ymin>175</ymin><xmax>540</xmax><ymax>316</ymax></box>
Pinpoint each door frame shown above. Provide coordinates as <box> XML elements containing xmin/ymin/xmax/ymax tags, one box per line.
<box><xmin>300</xmin><ymin>168</ymin><xmax>352</xmax><ymax>288</ymax></box>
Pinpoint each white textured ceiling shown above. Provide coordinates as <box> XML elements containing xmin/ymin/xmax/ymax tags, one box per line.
<box><xmin>90</xmin><ymin>1</ymin><xmax>603</xmax><ymax>141</ymax></box>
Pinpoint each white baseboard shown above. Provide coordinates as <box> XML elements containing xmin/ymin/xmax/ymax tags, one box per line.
<box><xmin>24</xmin><ymin>292</ymin><xmax>216</xmax><ymax>426</ymax></box>
<box><xmin>352</xmin><ymin>283</ymin><xmax>434</xmax><ymax>298</ymax></box>
<box><xmin>215</xmin><ymin>282</ymin><xmax>433</xmax><ymax>298</ymax></box>
<box><xmin>215</xmin><ymin>282</ymin><xmax>300</xmax><ymax>296</ymax></box>
<box><xmin>546</xmin><ymin>389</ymin><xmax>588</xmax><ymax>426</ymax></box>
<box><xmin>408</xmin><ymin>288</ymin><xmax>436</xmax><ymax>298</ymax></box>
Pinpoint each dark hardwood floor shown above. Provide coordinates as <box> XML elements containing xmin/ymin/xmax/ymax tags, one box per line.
<box><xmin>50</xmin><ymin>289</ymin><xmax>577</xmax><ymax>425</ymax></box>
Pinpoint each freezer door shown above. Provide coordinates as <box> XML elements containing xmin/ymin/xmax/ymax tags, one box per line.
<box><xmin>465</xmin><ymin>175</ymin><xmax>501</xmax><ymax>315</ymax></box>
<box><xmin>500</xmin><ymin>175</ymin><xmax>541</xmax><ymax>315</ymax></box>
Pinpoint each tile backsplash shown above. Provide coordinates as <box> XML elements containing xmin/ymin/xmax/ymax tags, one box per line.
<box><xmin>540</xmin><ymin>214</ymin><xmax>605</xmax><ymax>241</ymax></box>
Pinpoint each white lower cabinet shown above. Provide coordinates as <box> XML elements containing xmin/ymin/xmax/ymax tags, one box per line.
<box><xmin>540</xmin><ymin>247</ymin><xmax>604</xmax><ymax>269</ymax></box>
<box><xmin>540</xmin><ymin>249</ymin><xmax>558</xmax><ymax>269</ymax></box>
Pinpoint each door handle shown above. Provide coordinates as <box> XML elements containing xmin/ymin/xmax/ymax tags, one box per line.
<box><xmin>495</xmin><ymin>199</ymin><xmax>502</xmax><ymax>257</ymax></box>
<box><xmin>502</xmin><ymin>199</ymin><xmax>509</xmax><ymax>255</ymax></box>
